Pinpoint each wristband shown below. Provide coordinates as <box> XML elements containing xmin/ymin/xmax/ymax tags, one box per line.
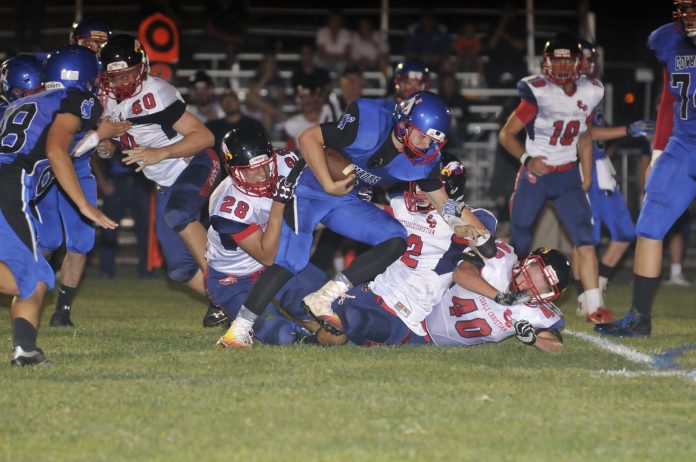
<box><xmin>519</xmin><ymin>152</ymin><xmax>531</xmax><ymax>166</ymax></box>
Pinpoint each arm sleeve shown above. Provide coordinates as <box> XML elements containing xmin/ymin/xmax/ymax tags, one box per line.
<box><xmin>653</xmin><ymin>68</ymin><xmax>674</xmax><ymax>151</ymax></box>
<box><xmin>319</xmin><ymin>101</ymin><xmax>360</xmax><ymax>148</ymax></box>
<box><xmin>415</xmin><ymin>164</ymin><xmax>442</xmax><ymax>192</ymax></box>
<box><xmin>128</xmin><ymin>100</ymin><xmax>187</xmax><ymax>127</ymax></box>
<box><xmin>59</xmin><ymin>89</ymin><xmax>103</xmax><ymax>131</ymax></box>
<box><xmin>514</xmin><ymin>99</ymin><xmax>538</xmax><ymax>125</ymax></box>
<box><xmin>210</xmin><ymin>215</ymin><xmax>259</xmax><ymax>243</ymax></box>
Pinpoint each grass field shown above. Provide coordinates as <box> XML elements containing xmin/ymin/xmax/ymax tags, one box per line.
<box><xmin>1</xmin><ymin>270</ymin><xmax>695</xmax><ymax>462</ymax></box>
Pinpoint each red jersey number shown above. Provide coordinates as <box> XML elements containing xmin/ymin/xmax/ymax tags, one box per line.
<box><xmin>549</xmin><ymin>120</ymin><xmax>580</xmax><ymax>146</ymax></box>
<box><xmin>220</xmin><ymin>196</ymin><xmax>250</xmax><ymax>219</ymax></box>
<box><xmin>400</xmin><ymin>234</ymin><xmax>423</xmax><ymax>269</ymax></box>
<box><xmin>449</xmin><ymin>296</ymin><xmax>493</xmax><ymax>338</ymax></box>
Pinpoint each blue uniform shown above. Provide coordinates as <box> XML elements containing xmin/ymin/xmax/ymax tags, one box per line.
<box><xmin>275</xmin><ymin>99</ymin><xmax>440</xmax><ymax>273</ymax></box>
<box><xmin>637</xmin><ymin>23</ymin><xmax>696</xmax><ymax>239</ymax></box>
<box><xmin>585</xmin><ymin>107</ymin><xmax>636</xmax><ymax>244</ymax></box>
<box><xmin>0</xmin><ymin>88</ymin><xmax>101</xmax><ymax>298</ymax></box>
<box><xmin>207</xmin><ymin>263</ymin><xmax>328</xmax><ymax>345</ymax></box>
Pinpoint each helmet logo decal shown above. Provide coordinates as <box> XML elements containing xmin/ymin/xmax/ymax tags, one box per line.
<box><xmin>577</xmin><ymin>100</ymin><xmax>588</xmax><ymax>111</ymax></box>
<box><xmin>81</xmin><ymin>98</ymin><xmax>94</xmax><ymax>119</ymax></box>
<box><xmin>552</xmin><ymin>49</ymin><xmax>572</xmax><ymax>58</ymax></box>
<box><xmin>337</xmin><ymin>113</ymin><xmax>355</xmax><ymax>130</ymax></box>
<box><xmin>61</xmin><ymin>69</ymin><xmax>80</xmax><ymax>81</ymax></box>
<box><xmin>248</xmin><ymin>154</ymin><xmax>270</xmax><ymax>167</ymax></box>
<box><xmin>106</xmin><ymin>61</ymin><xmax>128</xmax><ymax>71</ymax></box>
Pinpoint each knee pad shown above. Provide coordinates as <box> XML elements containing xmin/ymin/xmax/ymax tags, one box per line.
<box><xmin>163</xmin><ymin>206</ymin><xmax>198</xmax><ymax>233</ymax></box>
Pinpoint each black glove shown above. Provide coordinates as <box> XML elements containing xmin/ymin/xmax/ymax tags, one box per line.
<box><xmin>357</xmin><ymin>186</ymin><xmax>374</xmax><ymax>202</ymax></box>
<box><xmin>494</xmin><ymin>290</ymin><xmax>530</xmax><ymax>306</ymax></box>
<box><xmin>513</xmin><ymin>319</ymin><xmax>537</xmax><ymax>346</ymax></box>
<box><xmin>272</xmin><ymin>158</ymin><xmax>306</xmax><ymax>204</ymax></box>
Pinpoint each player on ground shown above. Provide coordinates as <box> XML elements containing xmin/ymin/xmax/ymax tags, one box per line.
<box><xmin>221</xmin><ymin>91</ymin><xmax>488</xmax><ymax>347</ymax></box>
<box><xmin>99</xmin><ymin>34</ymin><xmax>226</xmax><ymax>326</ymax></box>
<box><xmin>572</xmin><ymin>39</ymin><xmax>654</xmax><ymax>314</ymax></box>
<box><xmin>207</xmin><ymin>127</ymin><xmax>327</xmax><ymax>346</ymax></box>
<box><xmin>596</xmin><ymin>1</ymin><xmax>696</xmax><ymax>337</ymax></box>
<box><xmin>0</xmin><ymin>45</ymin><xmax>121</xmax><ymax>365</ymax></box>
<box><xmin>498</xmin><ymin>33</ymin><xmax>610</xmax><ymax>324</ymax></box>
<box><xmin>426</xmin><ymin>247</ymin><xmax>569</xmax><ymax>352</ymax></box>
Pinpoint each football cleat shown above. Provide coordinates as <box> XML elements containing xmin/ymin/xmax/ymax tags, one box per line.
<box><xmin>301</xmin><ymin>280</ymin><xmax>348</xmax><ymax>336</ymax></box>
<box><xmin>587</xmin><ymin>306</ymin><xmax>614</xmax><ymax>324</ymax></box>
<box><xmin>10</xmin><ymin>346</ymin><xmax>50</xmax><ymax>366</ymax></box>
<box><xmin>664</xmin><ymin>274</ymin><xmax>692</xmax><ymax>287</ymax></box>
<box><xmin>217</xmin><ymin>319</ymin><xmax>254</xmax><ymax>348</ymax></box>
<box><xmin>203</xmin><ymin>303</ymin><xmax>229</xmax><ymax>328</ymax></box>
<box><xmin>49</xmin><ymin>308</ymin><xmax>75</xmax><ymax>327</ymax></box>
<box><xmin>594</xmin><ymin>309</ymin><xmax>651</xmax><ymax>337</ymax></box>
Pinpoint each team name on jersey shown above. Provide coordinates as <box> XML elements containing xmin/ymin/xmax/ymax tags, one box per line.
<box><xmin>354</xmin><ymin>165</ymin><xmax>381</xmax><ymax>185</ymax></box>
<box><xmin>397</xmin><ymin>216</ymin><xmax>437</xmax><ymax>235</ymax></box>
<box><xmin>675</xmin><ymin>55</ymin><xmax>696</xmax><ymax>70</ymax></box>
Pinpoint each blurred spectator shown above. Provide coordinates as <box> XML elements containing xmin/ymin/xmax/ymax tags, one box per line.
<box><xmin>403</xmin><ymin>10</ymin><xmax>451</xmax><ymax>72</ymax></box>
<box><xmin>320</xmin><ymin>65</ymin><xmax>363</xmax><ymax>123</ymax></box>
<box><xmin>452</xmin><ymin>21</ymin><xmax>485</xmax><ymax>76</ymax></box>
<box><xmin>95</xmin><ymin>156</ymin><xmax>153</xmax><ymax>279</ymax></box>
<box><xmin>245</xmin><ymin>53</ymin><xmax>288</xmax><ymax>138</ymax></box>
<box><xmin>485</xmin><ymin>2</ymin><xmax>527</xmax><ymax>86</ymax></box>
<box><xmin>350</xmin><ymin>18</ymin><xmax>389</xmax><ymax>73</ymax></box>
<box><xmin>203</xmin><ymin>0</ymin><xmax>249</xmax><ymax>67</ymax></box>
<box><xmin>206</xmin><ymin>89</ymin><xmax>267</xmax><ymax>153</ymax></box>
<box><xmin>437</xmin><ymin>73</ymin><xmax>470</xmax><ymax>148</ymax></box>
<box><xmin>186</xmin><ymin>70</ymin><xmax>224</xmax><ymax>123</ymax></box>
<box><xmin>291</xmin><ymin>45</ymin><xmax>332</xmax><ymax>98</ymax></box>
<box><xmin>315</xmin><ymin>10</ymin><xmax>352</xmax><ymax>74</ymax></box>
<box><xmin>283</xmin><ymin>86</ymin><xmax>323</xmax><ymax>153</ymax></box>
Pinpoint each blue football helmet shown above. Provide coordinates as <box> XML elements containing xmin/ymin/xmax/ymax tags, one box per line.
<box><xmin>0</xmin><ymin>55</ymin><xmax>45</xmax><ymax>102</ymax></box>
<box><xmin>394</xmin><ymin>59</ymin><xmax>430</xmax><ymax>99</ymax></box>
<box><xmin>393</xmin><ymin>91</ymin><xmax>451</xmax><ymax>164</ymax></box>
<box><xmin>579</xmin><ymin>38</ymin><xmax>598</xmax><ymax>78</ymax></box>
<box><xmin>70</xmin><ymin>18</ymin><xmax>112</xmax><ymax>53</ymax></box>
<box><xmin>45</xmin><ymin>45</ymin><xmax>100</xmax><ymax>93</ymax></box>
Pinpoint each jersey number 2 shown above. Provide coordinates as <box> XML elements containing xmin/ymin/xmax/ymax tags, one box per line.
<box><xmin>400</xmin><ymin>234</ymin><xmax>423</xmax><ymax>268</ymax></box>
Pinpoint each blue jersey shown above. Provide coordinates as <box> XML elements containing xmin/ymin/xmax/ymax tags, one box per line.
<box><xmin>303</xmin><ymin>98</ymin><xmax>439</xmax><ymax>193</ymax></box>
<box><xmin>0</xmin><ymin>88</ymin><xmax>102</xmax><ymax>202</ymax></box>
<box><xmin>649</xmin><ymin>23</ymin><xmax>696</xmax><ymax>142</ymax></box>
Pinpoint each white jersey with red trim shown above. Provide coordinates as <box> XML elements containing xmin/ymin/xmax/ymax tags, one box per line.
<box><xmin>518</xmin><ymin>75</ymin><xmax>604</xmax><ymax>166</ymax></box>
<box><xmin>425</xmin><ymin>241</ymin><xmax>564</xmax><ymax>346</ymax></box>
<box><xmin>370</xmin><ymin>196</ymin><xmax>463</xmax><ymax>337</ymax></box>
<box><xmin>102</xmin><ymin>76</ymin><xmax>189</xmax><ymax>187</ymax></box>
<box><xmin>206</xmin><ymin>150</ymin><xmax>298</xmax><ymax>275</ymax></box>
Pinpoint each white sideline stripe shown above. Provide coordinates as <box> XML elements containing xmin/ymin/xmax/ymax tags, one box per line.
<box><xmin>597</xmin><ymin>369</ymin><xmax>696</xmax><ymax>382</ymax></box>
<box><xmin>565</xmin><ymin>330</ymin><xmax>653</xmax><ymax>365</ymax></box>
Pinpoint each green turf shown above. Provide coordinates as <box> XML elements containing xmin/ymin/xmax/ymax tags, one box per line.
<box><xmin>1</xmin><ymin>272</ymin><xmax>695</xmax><ymax>462</ymax></box>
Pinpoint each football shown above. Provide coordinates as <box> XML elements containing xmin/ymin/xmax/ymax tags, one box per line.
<box><xmin>325</xmin><ymin>146</ymin><xmax>357</xmax><ymax>185</ymax></box>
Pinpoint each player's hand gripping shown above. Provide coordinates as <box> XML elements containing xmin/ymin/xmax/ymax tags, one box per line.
<box><xmin>122</xmin><ymin>147</ymin><xmax>169</xmax><ymax>171</ymax></box>
<box><xmin>443</xmin><ymin>200</ymin><xmax>488</xmax><ymax>240</ymax></box>
<box><xmin>96</xmin><ymin>117</ymin><xmax>131</xmax><ymax>140</ymax></box>
<box><xmin>495</xmin><ymin>290</ymin><xmax>531</xmax><ymax>306</ymax></box>
<box><xmin>272</xmin><ymin>159</ymin><xmax>306</xmax><ymax>204</ymax></box>
<box><xmin>513</xmin><ymin>319</ymin><xmax>537</xmax><ymax>346</ymax></box>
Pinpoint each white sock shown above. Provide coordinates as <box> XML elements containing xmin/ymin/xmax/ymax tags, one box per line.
<box><xmin>671</xmin><ymin>263</ymin><xmax>683</xmax><ymax>278</ymax></box>
<box><xmin>598</xmin><ymin>275</ymin><xmax>609</xmax><ymax>292</ymax></box>
<box><xmin>584</xmin><ymin>288</ymin><xmax>603</xmax><ymax>313</ymax></box>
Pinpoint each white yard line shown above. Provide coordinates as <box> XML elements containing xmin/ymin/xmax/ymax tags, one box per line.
<box><xmin>566</xmin><ymin>329</ymin><xmax>696</xmax><ymax>383</ymax></box>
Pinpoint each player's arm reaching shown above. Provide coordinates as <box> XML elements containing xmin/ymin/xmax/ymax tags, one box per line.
<box><xmin>576</xmin><ymin>129</ymin><xmax>593</xmax><ymax>192</ymax></box>
<box><xmin>513</xmin><ymin>319</ymin><xmax>563</xmax><ymax>352</ymax></box>
<box><xmin>122</xmin><ymin>111</ymin><xmax>215</xmax><ymax>172</ymax></box>
<box><xmin>298</xmin><ymin>124</ymin><xmax>356</xmax><ymax>196</ymax></box>
<box><xmin>46</xmin><ymin>113</ymin><xmax>119</xmax><ymax>229</ymax></box>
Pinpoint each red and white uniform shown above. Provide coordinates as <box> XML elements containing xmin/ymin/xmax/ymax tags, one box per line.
<box><xmin>370</xmin><ymin>196</ymin><xmax>463</xmax><ymax>336</ymax></box>
<box><xmin>206</xmin><ymin>150</ymin><xmax>298</xmax><ymax>275</ymax></box>
<box><xmin>425</xmin><ymin>242</ymin><xmax>564</xmax><ymax>346</ymax></box>
<box><xmin>516</xmin><ymin>75</ymin><xmax>604</xmax><ymax>166</ymax></box>
<box><xmin>103</xmin><ymin>76</ymin><xmax>189</xmax><ymax>187</ymax></box>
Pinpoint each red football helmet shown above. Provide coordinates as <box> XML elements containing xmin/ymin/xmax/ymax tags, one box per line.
<box><xmin>404</xmin><ymin>154</ymin><xmax>466</xmax><ymax>212</ymax></box>
<box><xmin>511</xmin><ymin>248</ymin><xmax>571</xmax><ymax>304</ymax></box>
<box><xmin>542</xmin><ymin>33</ymin><xmax>581</xmax><ymax>85</ymax></box>
<box><xmin>674</xmin><ymin>0</ymin><xmax>696</xmax><ymax>38</ymax></box>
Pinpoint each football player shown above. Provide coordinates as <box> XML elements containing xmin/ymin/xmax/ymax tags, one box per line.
<box><xmin>98</xmin><ymin>34</ymin><xmax>225</xmax><ymax>326</ymax></box>
<box><xmin>0</xmin><ymin>55</ymin><xmax>45</xmax><ymax>106</ymax></box>
<box><xmin>290</xmin><ymin>158</ymin><xmax>519</xmax><ymax>346</ymax></box>
<box><xmin>0</xmin><ymin>45</ymin><xmax>124</xmax><ymax>365</ymax></box>
<box><xmin>35</xmin><ymin>18</ymin><xmax>117</xmax><ymax>327</ymax></box>
<box><xmin>221</xmin><ymin>91</ymin><xmax>488</xmax><ymax>347</ymax></box>
<box><xmin>426</xmin><ymin>247</ymin><xmax>570</xmax><ymax>352</ymax></box>
<box><xmin>572</xmin><ymin>39</ymin><xmax>654</xmax><ymax>315</ymax></box>
<box><xmin>208</xmin><ymin>127</ymin><xmax>329</xmax><ymax>345</ymax></box>
<box><xmin>596</xmin><ymin>1</ymin><xmax>696</xmax><ymax>337</ymax></box>
<box><xmin>375</xmin><ymin>59</ymin><xmax>430</xmax><ymax>112</ymax></box>
<box><xmin>498</xmin><ymin>33</ymin><xmax>610</xmax><ymax>324</ymax></box>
